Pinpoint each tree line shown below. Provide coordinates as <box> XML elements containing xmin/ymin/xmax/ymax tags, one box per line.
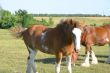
<box><xmin>0</xmin><ymin>8</ymin><xmax>109</xmax><ymax>29</ymax></box>
<box><xmin>33</xmin><ymin>14</ymin><xmax>106</xmax><ymax>17</ymax></box>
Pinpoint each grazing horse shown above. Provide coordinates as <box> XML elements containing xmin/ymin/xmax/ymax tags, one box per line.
<box><xmin>81</xmin><ymin>24</ymin><xmax>110</xmax><ymax>67</ymax></box>
<box><xmin>16</xmin><ymin>19</ymin><xmax>82</xmax><ymax>73</ymax></box>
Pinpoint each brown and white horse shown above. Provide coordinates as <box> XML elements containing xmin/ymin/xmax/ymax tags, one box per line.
<box><xmin>81</xmin><ymin>24</ymin><xmax>110</xmax><ymax>67</ymax></box>
<box><xmin>15</xmin><ymin>19</ymin><xmax>82</xmax><ymax>73</ymax></box>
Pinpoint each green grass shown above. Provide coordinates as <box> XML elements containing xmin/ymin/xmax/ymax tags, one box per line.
<box><xmin>0</xmin><ymin>21</ymin><xmax>110</xmax><ymax>73</ymax></box>
<box><xmin>34</xmin><ymin>17</ymin><xmax>110</xmax><ymax>26</ymax></box>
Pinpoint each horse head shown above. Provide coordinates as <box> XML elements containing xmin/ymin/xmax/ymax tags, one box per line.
<box><xmin>60</xmin><ymin>19</ymin><xmax>82</xmax><ymax>52</ymax></box>
<box><xmin>58</xmin><ymin>19</ymin><xmax>82</xmax><ymax>65</ymax></box>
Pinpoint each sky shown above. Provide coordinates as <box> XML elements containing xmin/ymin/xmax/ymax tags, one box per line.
<box><xmin>0</xmin><ymin>0</ymin><xmax>110</xmax><ymax>15</ymax></box>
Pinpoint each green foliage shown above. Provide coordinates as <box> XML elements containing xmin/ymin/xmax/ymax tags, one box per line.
<box><xmin>48</xmin><ymin>17</ymin><xmax>54</xmax><ymax>25</ymax></box>
<box><xmin>36</xmin><ymin>17</ymin><xmax>54</xmax><ymax>26</ymax></box>
<box><xmin>0</xmin><ymin>10</ymin><xmax>13</xmax><ymax>29</ymax></box>
<box><xmin>41</xmin><ymin>18</ymin><xmax>49</xmax><ymax>26</ymax></box>
<box><xmin>23</xmin><ymin>14</ymin><xmax>37</xmax><ymax>27</ymax></box>
<box><xmin>15</xmin><ymin>9</ymin><xmax>28</xmax><ymax>27</ymax></box>
<box><xmin>0</xmin><ymin>9</ymin><xmax>38</xmax><ymax>29</ymax></box>
<box><xmin>103</xmin><ymin>22</ymin><xmax>110</xmax><ymax>25</ymax></box>
<box><xmin>15</xmin><ymin>9</ymin><xmax>38</xmax><ymax>27</ymax></box>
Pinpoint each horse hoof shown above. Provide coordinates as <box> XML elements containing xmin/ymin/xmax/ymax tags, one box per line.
<box><xmin>81</xmin><ymin>63</ymin><xmax>90</xmax><ymax>67</ymax></box>
<box><xmin>91</xmin><ymin>61</ymin><xmax>98</xmax><ymax>64</ymax></box>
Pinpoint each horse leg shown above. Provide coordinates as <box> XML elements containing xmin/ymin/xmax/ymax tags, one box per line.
<box><xmin>105</xmin><ymin>44</ymin><xmax>110</xmax><ymax>63</ymax></box>
<box><xmin>26</xmin><ymin>48</ymin><xmax>38</xmax><ymax>73</ymax></box>
<box><xmin>71</xmin><ymin>52</ymin><xmax>78</xmax><ymax>66</ymax></box>
<box><xmin>66</xmin><ymin>55</ymin><xmax>72</xmax><ymax>73</ymax></box>
<box><xmin>81</xmin><ymin>45</ymin><xmax>90</xmax><ymax>67</ymax></box>
<box><xmin>55</xmin><ymin>52</ymin><xmax>62</xmax><ymax>73</ymax></box>
<box><xmin>91</xmin><ymin>50</ymin><xmax>98</xmax><ymax>64</ymax></box>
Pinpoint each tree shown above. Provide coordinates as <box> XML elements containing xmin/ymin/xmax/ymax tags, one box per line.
<box><xmin>15</xmin><ymin>9</ymin><xmax>37</xmax><ymax>27</ymax></box>
<box><xmin>0</xmin><ymin>10</ymin><xmax>13</xmax><ymax>28</ymax></box>
<box><xmin>23</xmin><ymin>14</ymin><xmax>37</xmax><ymax>27</ymax></box>
<box><xmin>15</xmin><ymin>9</ymin><xmax>28</xmax><ymax>27</ymax></box>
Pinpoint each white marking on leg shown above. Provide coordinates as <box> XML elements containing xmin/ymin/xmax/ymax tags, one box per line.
<box><xmin>26</xmin><ymin>48</ymin><xmax>38</xmax><ymax>73</ymax></box>
<box><xmin>106</xmin><ymin>38</ymin><xmax>109</xmax><ymax>42</ymax></box>
<box><xmin>91</xmin><ymin>51</ymin><xmax>98</xmax><ymax>64</ymax></box>
<box><xmin>55</xmin><ymin>63</ymin><xmax>61</xmax><ymax>73</ymax></box>
<box><xmin>81</xmin><ymin>51</ymin><xmax>90</xmax><ymax>67</ymax></box>
<box><xmin>72</xmin><ymin>28</ymin><xmax>82</xmax><ymax>51</ymax></box>
<box><xmin>66</xmin><ymin>55</ymin><xmax>72</xmax><ymax>73</ymax></box>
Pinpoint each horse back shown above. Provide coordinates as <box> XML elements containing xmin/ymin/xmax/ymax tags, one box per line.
<box><xmin>81</xmin><ymin>26</ymin><xmax>110</xmax><ymax>46</ymax></box>
<box><xmin>22</xmin><ymin>25</ymin><xmax>47</xmax><ymax>49</ymax></box>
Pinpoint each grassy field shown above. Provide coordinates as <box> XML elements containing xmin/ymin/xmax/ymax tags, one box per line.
<box><xmin>0</xmin><ymin>17</ymin><xmax>110</xmax><ymax>73</ymax></box>
<box><xmin>34</xmin><ymin>17</ymin><xmax>110</xmax><ymax>26</ymax></box>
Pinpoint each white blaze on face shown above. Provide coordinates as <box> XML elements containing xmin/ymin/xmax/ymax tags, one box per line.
<box><xmin>72</xmin><ymin>28</ymin><xmax>82</xmax><ymax>51</ymax></box>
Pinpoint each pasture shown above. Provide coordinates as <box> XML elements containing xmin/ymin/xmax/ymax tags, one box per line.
<box><xmin>0</xmin><ymin>17</ymin><xmax>110</xmax><ymax>73</ymax></box>
<box><xmin>34</xmin><ymin>17</ymin><xmax>110</xmax><ymax>26</ymax></box>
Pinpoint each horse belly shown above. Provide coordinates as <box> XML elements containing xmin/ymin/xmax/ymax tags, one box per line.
<box><xmin>37</xmin><ymin>46</ymin><xmax>56</xmax><ymax>55</ymax></box>
<box><xmin>96</xmin><ymin>38</ymin><xmax>109</xmax><ymax>46</ymax></box>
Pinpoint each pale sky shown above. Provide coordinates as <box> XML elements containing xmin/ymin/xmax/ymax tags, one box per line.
<box><xmin>0</xmin><ymin>0</ymin><xmax>110</xmax><ymax>15</ymax></box>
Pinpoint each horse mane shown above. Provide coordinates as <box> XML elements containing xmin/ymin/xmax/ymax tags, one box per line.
<box><xmin>59</xmin><ymin>19</ymin><xmax>80</xmax><ymax>28</ymax></box>
<box><xmin>55</xmin><ymin>19</ymin><xmax>79</xmax><ymax>45</ymax></box>
<box><xmin>56</xmin><ymin>19</ymin><xmax>80</xmax><ymax>34</ymax></box>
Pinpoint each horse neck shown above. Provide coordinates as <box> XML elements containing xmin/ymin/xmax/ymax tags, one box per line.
<box><xmin>56</xmin><ymin>26</ymin><xmax>73</xmax><ymax>44</ymax></box>
<box><xmin>81</xmin><ymin>26</ymin><xmax>95</xmax><ymax>42</ymax></box>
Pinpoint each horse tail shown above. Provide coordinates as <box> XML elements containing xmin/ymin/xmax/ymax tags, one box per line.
<box><xmin>10</xmin><ymin>25</ymin><xmax>27</xmax><ymax>38</ymax></box>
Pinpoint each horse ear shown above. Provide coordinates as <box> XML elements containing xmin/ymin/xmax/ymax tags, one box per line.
<box><xmin>67</xmin><ymin>19</ymin><xmax>73</xmax><ymax>24</ymax></box>
<box><xmin>69</xmin><ymin>19</ymin><xmax>73</xmax><ymax>24</ymax></box>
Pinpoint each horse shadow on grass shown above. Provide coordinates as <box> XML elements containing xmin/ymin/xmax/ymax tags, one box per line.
<box><xmin>35</xmin><ymin>57</ymin><xmax>67</xmax><ymax>65</ymax></box>
<box><xmin>35</xmin><ymin>57</ymin><xmax>56</xmax><ymax>64</ymax></box>
<box><xmin>34</xmin><ymin>54</ymin><xmax>108</xmax><ymax>65</ymax></box>
<box><xmin>79</xmin><ymin>54</ymin><xmax>108</xmax><ymax>63</ymax></box>
<box><xmin>96</xmin><ymin>54</ymin><xmax>108</xmax><ymax>63</ymax></box>
<box><xmin>79</xmin><ymin>54</ymin><xmax>108</xmax><ymax>58</ymax></box>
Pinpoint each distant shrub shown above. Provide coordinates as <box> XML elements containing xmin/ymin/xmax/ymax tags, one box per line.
<box><xmin>22</xmin><ymin>14</ymin><xmax>37</xmax><ymax>27</ymax></box>
<box><xmin>103</xmin><ymin>22</ymin><xmax>110</xmax><ymax>25</ymax></box>
<box><xmin>35</xmin><ymin>17</ymin><xmax>54</xmax><ymax>26</ymax></box>
<box><xmin>0</xmin><ymin>10</ymin><xmax>15</xmax><ymax>29</ymax></box>
<box><xmin>48</xmin><ymin>17</ymin><xmax>54</xmax><ymax>25</ymax></box>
